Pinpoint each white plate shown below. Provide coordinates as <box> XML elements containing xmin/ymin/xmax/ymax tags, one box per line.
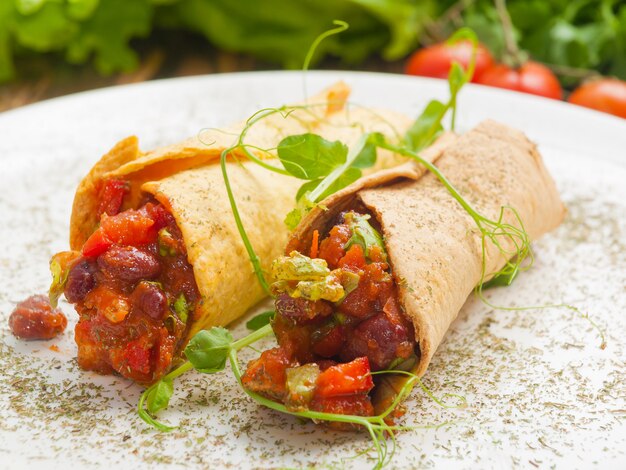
<box><xmin>1</xmin><ymin>71</ymin><xmax>625</xmax><ymax>469</ymax></box>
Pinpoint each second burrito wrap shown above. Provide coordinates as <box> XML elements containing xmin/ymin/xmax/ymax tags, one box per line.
<box><xmin>242</xmin><ymin>120</ymin><xmax>565</xmax><ymax>419</ymax></box>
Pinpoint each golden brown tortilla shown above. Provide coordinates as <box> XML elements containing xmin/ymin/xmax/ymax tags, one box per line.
<box><xmin>68</xmin><ymin>82</ymin><xmax>416</xmax><ymax>346</ymax></box>
<box><xmin>286</xmin><ymin>120</ymin><xmax>566</xmax><ymax>411</ymax></box>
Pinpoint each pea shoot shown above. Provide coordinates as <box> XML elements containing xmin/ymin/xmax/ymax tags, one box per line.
<box><xmin>139</xmin><ymin>322</ymin><xmax>465</xmax><ymax>468</ymax></box>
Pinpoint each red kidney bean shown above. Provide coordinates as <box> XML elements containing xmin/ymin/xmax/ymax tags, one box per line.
<box><xmin>340</xmin><ymin>312</ymin><xmax>409</xmax><ymax>371</ymax></box>
<box><xmin>9</xmin><ymin>294</ymin><xmax>68</xmax><ymax>340</ymax></box>
<box><xmin>275</xmin><ymin>294</ymin><xmax>332</xmax><ymax>324</ymax></box>
<box><xmin>65</xmin><ymin>259</ymin><xmax>97</xmax><ymax>303</ymax></box>
<box><xmin>98</xmin><ymin>246</ymin><xmax>160</xmax><ymax>283</ymax></box>
<box><xmin>131</xmin><ymin>281</ymin><xmax>167</xmax><ymax>320</ymax></box>
<box><xmin>311</xmin><ymin>323</ymin><xmax>345</xmax><ymax>358</ymax></box>
<box><xmin>161</xmin><ymin>256</ymin><xmax>196</xmax><ymax>298</ymax></box>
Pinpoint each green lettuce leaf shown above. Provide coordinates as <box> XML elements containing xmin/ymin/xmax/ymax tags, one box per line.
<box><xmin>156</xmin><ymin>0</ymin><xmax>433</xmax><ymax>68</ymax></box>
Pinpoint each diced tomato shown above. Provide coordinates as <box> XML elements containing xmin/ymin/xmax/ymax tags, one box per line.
<box><xmin>315</xmin><ymin>356</ymin><xmax>374</xmax><ymax>398</ymax></box>
<box><xmin>154</xmin><ymin>327</ymin><xmax>176</xmax><ymax>378</ymax></box>
<box><xmin>97</xmin><ymin>179</ymin><xmax>129</xmax><ymax>217</ymax></box>
<box><xmin>318</xmin><ymin>224</ymin><xmax>351</xmax><ymax>268</ymax></box>
<box><xmin>339</xmin><ymin>261</ymin><xmax>393</xmax><ymax>319</ymax></box>
<box><xmin>241</xmin><ymin>347</ymin><xmax>295</xmax><ymax>401</ymax></box>
<box><xmin>309</xmin><ymin>394</ymin><xmax>374</xmax><ymax>427</ymax></box>
<box><xmin>124</xmin><ymin>340</ymin><xmax>152</xmax><ymax>376</ymax></box>
<box><xmin>82</xmin><ymin>209</ymin><xmax>157</xmax><ymax>257</ymax></box>
<box><xmin>82</xmin><ymin>227</ymin><xmax>113</xmax><ymax>257</ymax></box>
<box><xmin>100</xmin><ymin>210</ymin><xmax>157</xmax><ymax>246</ymax></box>
<box><xmin>338</xmin><ymin>288</ymin><xmax>369</xmax><ymax>318</ymax></box>
<box><xmin>338</xmin><ymin>244</ymin><xmax>367</xmax><ymax>270</ymax></box>
<box><xmin>84</xmin><ymin>286</ymin><xmax>131</xmax><ymax>324</ymax></box>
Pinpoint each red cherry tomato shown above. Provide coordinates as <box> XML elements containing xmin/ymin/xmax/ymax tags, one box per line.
<box><xmin>568</xmin><ymin>78</ymin><xmax>626</xmax><ymax>119</ymax></box>
<box><xmin>476</xmin><ymin>61</ymin><xmax>562</xmax><ymax>100</ymax></box>
<box><xmin>241</xmin><ymin>347</ymin><xmax>294</xmax><ymax>400</ymax></box>
<box><xmin>405</xmin><ymin>40</ymin><xmax>494</xmax><ymax>82</ymax></box>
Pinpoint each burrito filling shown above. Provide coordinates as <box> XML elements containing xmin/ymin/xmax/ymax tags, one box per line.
<box><xmin>53</xmin><ymin>179</ymin><xmax>199</xmax><ymax>384</ymax></box>
<box><xmin>242</xmin><ymin>210</ymin><xmax>417</xmax><ymax>421</ymax></box>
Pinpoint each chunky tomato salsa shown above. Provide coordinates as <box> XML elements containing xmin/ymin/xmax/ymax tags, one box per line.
<box><xmin>242</xmin><ymin>210</ymin><xmax>417</xmax><ymax>422</ymax></box>
<box><xmin>52</xmin><ymin>179</ymin><xmax>200</xmax><ymax>384</ymax></box>
<box><xmin>10</xmin><ymin>294</ymin><xmax>68</xmax><ymax>340</ymax></box>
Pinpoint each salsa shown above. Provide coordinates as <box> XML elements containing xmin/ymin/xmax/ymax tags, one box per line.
<box><xmin>9</xmin><ymin>294</ymin><xmax>68</xmax><ymax>340</ymax></box>
<box><xmin>54</xmin><ymin>182</ymin><xmax>200</xmax><ymax>384</ymax></box>
<box><xmin>242</xmin><ymin>210</ymin><xmax>416</xmax><ymax>422</ymax></box>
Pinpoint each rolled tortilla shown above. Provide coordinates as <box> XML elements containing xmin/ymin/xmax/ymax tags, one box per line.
<box><xmin>63</xmin><ymin>82</ymin><xmax>416</xmax><ymax>381</ymax></box>
<box><xmin>286</xmin><ymin>120</ymin><xmax>565</xmax><ymax>411</ymax></box>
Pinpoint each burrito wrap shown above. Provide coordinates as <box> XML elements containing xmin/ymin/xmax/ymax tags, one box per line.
<box><xmin>286</xmin><ymin>120</ymin><xmax>565</xmax><ymax>408</ymax></box>
<box><xmin>64</xmin><ymin>83</ymin><xmax>419</xmax><ymax>378</ymax></box>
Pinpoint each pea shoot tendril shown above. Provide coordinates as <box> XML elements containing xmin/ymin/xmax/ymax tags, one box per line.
<box><xmin>138</xmin><ymin>323</ymin><xmax>464</xmax><ymax>469</ymax></box>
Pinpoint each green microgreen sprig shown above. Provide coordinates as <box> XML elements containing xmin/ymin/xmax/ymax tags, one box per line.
<box><xmin>211</xmin><ymin>18</ymin><xmax>435</xmax><ymax>292</ymax></box>
<box><xmin>281</xmin><ymin>132</ymin><xmax>381</xmax><ymax>229</ymax></box>
<box><xmin>216</xmin><ymin>49</ymin><xmax>477</xmax><ymax>291</ymax></box>
<box><xmin>138</xmin><ymin>322</ymin><xmax>464</xmax><ymax>469</ymax></box>
<box><xmin>404</xmin><ymin>27</ymin><xmax>479</xmax><ymax>152</ymax></box>
<box><xmin>302</xmin><ymin>20</ymin><xmax>349</xmax><ymax>101</ymax></box>
<box><xmin>245</xmin><ymin>310</ymin><xmax>275</xmax><ymax>331</ymax></box>
<box><xmin>214</xmin><ymin>98</ymin><xmax>404</xmax><ymax>293</ymax></box>
<box><xmin>374</xmin><ymin>139</ymin><xmax>606</xmax><ymax>348</ymax></box>
<box><xmin>374</xmin><ymin>137</ymin><xmax>533</xmax><ymax>292</ymax></box>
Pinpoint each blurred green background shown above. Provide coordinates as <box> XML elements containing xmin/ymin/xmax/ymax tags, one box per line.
<box><xmin>1</xmin><ymin>0</ymin><xmax>625</xmax><ymax>111</ymax></box>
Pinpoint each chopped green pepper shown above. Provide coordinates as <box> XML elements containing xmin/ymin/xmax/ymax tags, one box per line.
<box><xmin>173</xmin><ymin>293</ymin><xmax>189</xmax><ymax>324</ymax></box>
<box><xmin>285</xmin><ymin>363</ymin><xmax>320</xmax><ymax>412</ymax></box>
<box><xmin>272</xmin><ymin>251</ymin><xmax>330</xmax><ymax>282</ymax></box>
<box><xmin>158</xmin><ymin>228</ymin><xmax>178</xmax><ymax>257</ymax></box>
